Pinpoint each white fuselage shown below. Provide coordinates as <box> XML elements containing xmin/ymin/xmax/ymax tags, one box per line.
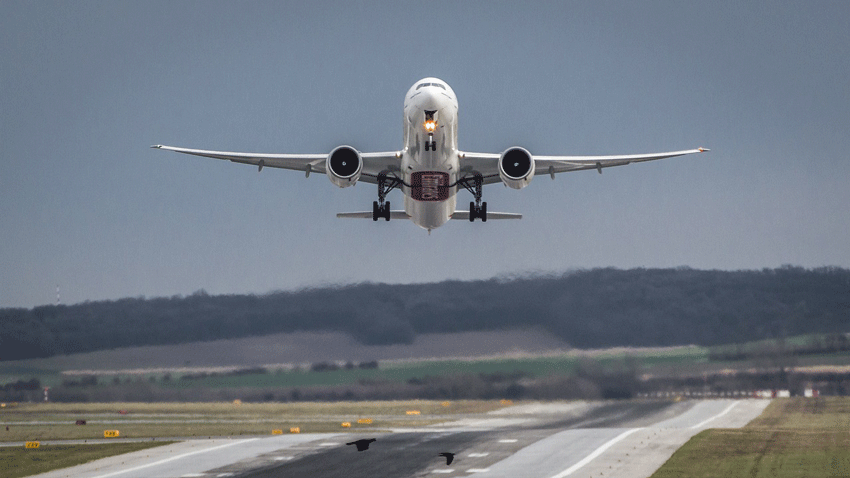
<box><xmin>401</xmin><ymin>78</ymin><xmax>460</xmax><ymax>230</ymax></box>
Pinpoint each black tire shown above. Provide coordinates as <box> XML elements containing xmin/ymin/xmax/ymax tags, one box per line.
<box><xmin>469</xmin><ymin>201</ymin><xmax>476</xmax><ymax>222</ymax></box>
<box><xmin>372</xmin><ymin>201</ymin><xmax>379</xmax><ymax>221</ymax></box>
<box><xmin>384</xmin><ymin>201</ymin><xmax>391</xmax><ymax>221</ymax></box>
<box><xmin>481</xmin><ymin>202</ymin><xmax>487</xmax><ymax>222</ymax></box>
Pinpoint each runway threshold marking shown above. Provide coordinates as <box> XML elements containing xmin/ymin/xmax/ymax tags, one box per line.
<box><xmin>497</xmin><ymin>439</ymin><xmax>517</xmax><ymax>443</ymax></box>
<box><xmin>468</xmin><ymin>452</ymin><xmax>489</xmax><ymax>457</ymax></box>
<box><xmin>549</xmin><ymin>428</ymin><xmax>643</xmax><ymax>478</ymax></box>
<box><xmin>689</xmin><ymin>401</ymin><xmax>739</xmax><ymax>429</ymax></box>
<box><xmin>89</xmin><ymin>438</ymin><xmax>259</xmax><ymax>478</ymax></box>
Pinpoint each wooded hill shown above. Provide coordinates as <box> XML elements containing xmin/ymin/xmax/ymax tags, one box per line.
<box><xmin>2</xmin><ymin>266</ymin><xmax>848</xmax><ymax>361</ymax></box>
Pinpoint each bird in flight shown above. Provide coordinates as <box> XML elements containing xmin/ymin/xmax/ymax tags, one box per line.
<box><xmin>346</xmin><ymin>438</ymin><xmax>377</xmax><ymax>451</ymax></box>
<box><xmin>438</xmin><ymin>452</ymin><xmax>455</xmax><ymax>465</ymax></box>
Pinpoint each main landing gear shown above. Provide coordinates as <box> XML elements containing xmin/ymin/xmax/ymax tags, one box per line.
<box><xmin>459</xmin><ymin>174</ymin><xmax>487</xmax><ymax>222</ymax></box>
<box><xmin>373</xmin><ymin>173</ymin><xmax>402</xmax><ymax>221</ymax></box>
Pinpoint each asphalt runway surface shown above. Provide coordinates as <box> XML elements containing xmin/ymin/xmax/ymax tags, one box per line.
<box><xmin>28</xmin><ymin>399</ymin><xmax>770</xmax><ymax>478</ymax></box>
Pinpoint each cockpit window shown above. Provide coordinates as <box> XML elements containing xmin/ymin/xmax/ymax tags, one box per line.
<box><xmin>416</xmin><ymin>82</ymin><xmax>446</xmax><ymax>90</ymax></box>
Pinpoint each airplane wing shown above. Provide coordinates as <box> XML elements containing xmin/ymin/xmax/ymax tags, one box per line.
<box><xmin>151</xmin><ymin>145</ymin><xmax>401</xmax><ymax>185</ymax></box>
<box><xmin>459</xmin><ymin>148</ymin><xmax>708</xmax><ymax>185</ymax></box>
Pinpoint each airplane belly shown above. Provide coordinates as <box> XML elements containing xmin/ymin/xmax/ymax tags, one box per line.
<box><xmin>404</xmin><ymin>171</ymin><xmax>455</xmax><ymax>230</ymax></box>
<box><xmin>406</xmin><ymin>196</ymin><xmax>455</xmax><ymax>229</ymax></box>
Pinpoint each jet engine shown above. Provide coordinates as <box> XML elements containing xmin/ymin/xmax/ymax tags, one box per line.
<box><xmin>498</xmin><ymin>147</ymin><xmax>535</xmax><ymax>189</ymax></box>
<box><xmin>326</xmin><ymin>145</ymin><xmax>362</xmax><ymax>188</ymax></box>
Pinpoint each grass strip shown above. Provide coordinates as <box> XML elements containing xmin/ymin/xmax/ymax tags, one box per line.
<box><xmin>650</xmin><ymin>428</ymin><xmax>850</xmax><ymax>478</ymax></box>
<box><xmin>0</xmin><ymin>400</ymin><xmax>502</xmax><ymax>441</ymax></box>
<box><xmin>0</xmin><ymin>441</ymin><xmax>172</xmax><ymax>478</ymax></box>
<box><xmin>651</xmin><ymin>398</ymin><xmax>850</xmax><ymax>478</ymax></box>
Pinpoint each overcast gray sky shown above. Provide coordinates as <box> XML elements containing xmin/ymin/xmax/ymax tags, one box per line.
<box><xmin>2</xmin><ymin>1</ymin><xmax>849</xmax><ymax>308</ymax></box>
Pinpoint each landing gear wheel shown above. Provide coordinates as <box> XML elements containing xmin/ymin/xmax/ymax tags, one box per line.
<box><xmin>373</xmin><ymin>174</ymin><xmax>402</xmax><ymax>223</ymax></box>
<box><xmin>461</xmin><ymin>174</ymin><xmax>487</xmax><ymax>222</ymax></box>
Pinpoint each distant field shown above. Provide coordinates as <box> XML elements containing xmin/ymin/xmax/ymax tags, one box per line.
<box><xmin>1</xmin><ymin>338</ymin><xmax>712</xmax><ymax>391</ymax></box>
<box><xmin>0</xmin><ymin>400</ymin><xmax>505</xmax><ymax>442</ymax></box>
<box><xmin>650</xmin><ymin>397</ymin><xmax>850</xmax><ymax>478</ymax></box>
<box><xmin>0</xmin><ymin>441</ymin><xmax>171</xmax><ymax>478</ymax></box>
<box><xmin>90</xmin><ymin>347</ymin><xmax>706</xmax><ymax>391</ymax></box>
<box><xmin>3</xmin><ymin>332</ymin><xmax>850</xmax><ymax>399</ymax></box>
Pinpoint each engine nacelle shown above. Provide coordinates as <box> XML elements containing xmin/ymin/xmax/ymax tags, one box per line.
<box><xmin>326</xmin><ymin>145</ymin><xmax>362</xmax><ymax>188</ymax></box>
<box><xmin>498</xmin><ymin>147</ymin><xmax>535</xmax><ymax>190</ymax></box>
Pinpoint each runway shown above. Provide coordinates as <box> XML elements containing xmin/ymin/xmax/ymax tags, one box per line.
<box><xmin>27</xmin><ymin>399</ymin><xmax>769</xmax><ymax>478</ymax></box>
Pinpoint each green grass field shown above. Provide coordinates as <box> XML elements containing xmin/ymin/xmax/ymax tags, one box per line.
<box><xmin>150</xmin><ymin>347</ymin><xmax>709</xmax><ymax>390</ymax></box>
<box><xmin>0</xmin><ymin>343</ymin><xmax>714</xmax><ymax>391</ymax></box>
<box><xmin>650</xmin><ymin>397</ymin><xmax>850</xmax><ymax>478</ymax></box>
<box><xmin>0</xmin><ymin>442</ymin><xmax>172</xmax><ymax>478</ymax></box>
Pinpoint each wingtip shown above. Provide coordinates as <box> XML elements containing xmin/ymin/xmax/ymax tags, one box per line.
<box><xmin>151</xmin><ymin>145</ymin><xmax>163</xmax><ymax>149</ymax></box>
<box><xmin>698</xmin><ymin>147</ymin><xmax>710</xmax><ymax>153</ymax></box>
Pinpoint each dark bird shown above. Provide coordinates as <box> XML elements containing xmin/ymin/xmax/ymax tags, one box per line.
<box><xmin>439</xmin><ymin>452</ymin><xmax>455</xmax><ymax>465</ymax></box>
<box><xmin>346</xmin><ymin>438</ymin><xmax>376</xmax><ymax>451</ymax></box>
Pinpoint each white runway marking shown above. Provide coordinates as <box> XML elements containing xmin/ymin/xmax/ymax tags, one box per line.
<box><xmin>319</xmin><ymin>442</ymin><xmax>339</xmax><ymax>446</ymax></box>
<box><xmin>467</xmin><ymin>468</ymin><xmax>490</xmax><ymax>473</ymax></box>
<box><xmin>272</xmin><ymin>456</ymin><xmax>293</xmax><ymax>461</ymax></box>
<box><xmin>497</xmin><ymin>439</ymin><xmax>517</xmax><ymax>443</ymax></box>
<box><xmin>181</xmin><ymin>474</ymin><xmax>205</xmax><ymax>477</ymax></box>
<box><xmin>90</xmin><ymin>438</ymin><xmax>259</xmax><ymax>478</ymax></box>
<box><xmin>689</xmin><ymin>401</ymin><xmax>739</xmax><ymax>429</ymax></box>
<box><xmin>549</xmin><ymin>428</ymin><xmax>643</xmax><ymax>478</ymax></box>
<box><xmin>468</xmin><ymin>452</ymin><xmax>490</xmax><ymax>457</ymax></box>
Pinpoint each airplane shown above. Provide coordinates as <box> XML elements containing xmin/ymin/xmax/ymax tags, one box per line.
<box><xmin>153</xmin><ymin>77</ymin><xmax>707</xmax><ymax>232</ymax></box>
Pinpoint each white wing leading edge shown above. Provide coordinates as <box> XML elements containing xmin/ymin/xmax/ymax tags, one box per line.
<box><xmin>151</xmin><ymin>145</ymin><xmax>401</xmax><ymax>185</ymax></box>
<box><xmin>459</xmin><ymin>148</ymin><xmax>708</xmax><ymax>185</ymax></box>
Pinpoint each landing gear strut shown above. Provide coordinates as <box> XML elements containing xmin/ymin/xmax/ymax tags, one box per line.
<box><xmin>373</xmin><ymin>173</ymin><xmax>402</xmax><ymax>221</ymax></box>
<box><xmin>459</xmin><ymin>174</ymin><xmax>487</xmax><ymax>222</ymax></box>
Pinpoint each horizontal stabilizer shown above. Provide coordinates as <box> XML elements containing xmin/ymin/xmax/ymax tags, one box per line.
<box><xmin>450</xmin><ymin>211</ymin><xmax>522</xmax><ymax>220</ymax></box>
<box><xmin>337</xmin><ymin>211</ymin><xmax>410</xmax><ymax>219</ymax></box>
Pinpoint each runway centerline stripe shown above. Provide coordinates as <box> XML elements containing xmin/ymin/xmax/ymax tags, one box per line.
<box><xmin>89</xmin><ymin>438</ymin><xmax>260</xmax><ymax>478</ymax></box>
<box><xmin>689</xmin><ymin>401</ymin><xmax>739</xmax><ymax>429</ymax></box>
<box><xmin>549</xmin><ymin>428</ymin><xmax>643</xmax><ymax>478</ymax></box>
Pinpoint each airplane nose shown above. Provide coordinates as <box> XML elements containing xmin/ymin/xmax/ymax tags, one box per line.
<box><xmin>417</xmin><ymin>89</ymin><xmax>441</xmax><ymax>111</ymax></box>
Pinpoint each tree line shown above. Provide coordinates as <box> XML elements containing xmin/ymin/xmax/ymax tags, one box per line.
<box><xmin>1</xmin><ymin>266</ymin><xmax>848</xmax><ymax>361</ymax></box>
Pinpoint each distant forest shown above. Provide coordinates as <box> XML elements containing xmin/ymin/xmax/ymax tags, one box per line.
<box><xmin>2</xmin><ymin>266</ymin><xmax>849</xmax><ymax>361</ymax></box>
